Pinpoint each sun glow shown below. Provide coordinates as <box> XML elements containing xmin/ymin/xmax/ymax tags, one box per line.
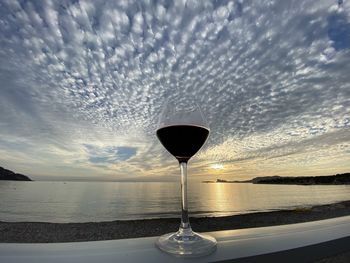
<box><xmin>210</xmin><ymin>164</ymin><xmax>224</xmax><ymax>170</ymax></box>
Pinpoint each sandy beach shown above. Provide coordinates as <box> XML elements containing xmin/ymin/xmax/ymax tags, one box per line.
<box><xmin>1</xmin><ymin>200</ymin><xmax>350</xmax><ymax>243</ymax></box>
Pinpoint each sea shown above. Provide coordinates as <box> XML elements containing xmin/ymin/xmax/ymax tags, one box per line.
<box><xmin>1</xmin><ymin>181</ymin><xmax>350</xmax><ymax>223</ymax></box>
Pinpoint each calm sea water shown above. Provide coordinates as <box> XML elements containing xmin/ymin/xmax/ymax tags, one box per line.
<box><xmin>1</xmin><ymin>181</ymin><xmax>350</xmax><ymax>223</ymax></box>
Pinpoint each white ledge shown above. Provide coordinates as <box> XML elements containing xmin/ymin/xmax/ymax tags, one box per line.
<box><xmin>1</xmin><ymin>215</ymin><xmax>350</xmax><ymax>263</ymax></box>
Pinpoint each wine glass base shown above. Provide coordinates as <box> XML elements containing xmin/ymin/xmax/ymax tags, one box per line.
<box><xmin>155</xmin><ymin>228</ymin><xmax>217</xmax><ymax>257</ymax></box>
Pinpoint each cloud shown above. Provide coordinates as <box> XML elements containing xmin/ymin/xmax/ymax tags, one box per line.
<box><xmin>0</xmin><ymin>0</ymin><xmax>349</xmax><ymax>180</ymax></box>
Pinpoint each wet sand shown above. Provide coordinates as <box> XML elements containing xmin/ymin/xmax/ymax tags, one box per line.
<box><xmin>1</xmin><ymin>200</ymin><xmax>350</xmax><ymax>243</ymax></box>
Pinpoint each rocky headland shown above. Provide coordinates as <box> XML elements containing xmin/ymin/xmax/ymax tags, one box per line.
<box><xmin>203</xmin><ymin>173</ymin><xmax>350</xmax><ymax>185</ymax></box>
<box><xmin>0</xmin><ymin>167</ymin><xmax>32</xmax><ymax>181</ymax></box>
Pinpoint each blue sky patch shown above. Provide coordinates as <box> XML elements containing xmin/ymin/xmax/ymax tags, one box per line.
<box><xmin>328</xmin><ymin>12</ymin><xmax>350</xmax><ymax>51</ymax></box>
<box><xmin>86</xmin><ymin>145</ymin><xmax>137</xmax><ymax>164</ymax></box>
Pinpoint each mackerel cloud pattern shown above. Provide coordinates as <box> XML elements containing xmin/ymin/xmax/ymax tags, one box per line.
<box><xmin>0</xmin><ymin>0</ymin><xmax>349</xmax><ymax>180</ymax></box>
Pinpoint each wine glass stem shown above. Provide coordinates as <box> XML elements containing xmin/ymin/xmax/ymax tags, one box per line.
<box><xmin>180</xmin><ymin>161</ymin><xmax>191</xmax><ymax>230</ymax></box>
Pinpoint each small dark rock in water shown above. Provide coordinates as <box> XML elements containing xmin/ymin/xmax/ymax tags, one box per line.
<box><xmin>0</xmin><ymin>167</ymin><xmax>32</xmax><ymax>181</ymax></box>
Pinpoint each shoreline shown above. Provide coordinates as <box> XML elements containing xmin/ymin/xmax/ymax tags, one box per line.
<box><xmin>1</xmin><ymin>200</ymin><xmax>350</xmax><ymax>243</ymax></box>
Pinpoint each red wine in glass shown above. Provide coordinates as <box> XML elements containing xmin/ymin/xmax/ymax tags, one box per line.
<box><xmin>156</xmin><ymin>125</ymin><xmax>209</xmax><ymax>163</ymax></box>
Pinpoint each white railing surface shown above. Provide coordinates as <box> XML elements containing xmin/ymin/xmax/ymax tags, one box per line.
<box><xmin>1</xmin><ymin>215</ymin><xmax>350</xmax><ymax>263</ymax></box>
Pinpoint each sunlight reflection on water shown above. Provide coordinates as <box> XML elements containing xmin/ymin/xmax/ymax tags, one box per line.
<box><xmin>0</xmin><ymin>181</ymin><xmax>350</xmax><ymax>223</ymax></box>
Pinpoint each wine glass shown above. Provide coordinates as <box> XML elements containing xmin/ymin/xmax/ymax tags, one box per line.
<box><xmin>155</xmin><ymin>98</ymin><xmax>217</xmax><ymax>257</ymax></box>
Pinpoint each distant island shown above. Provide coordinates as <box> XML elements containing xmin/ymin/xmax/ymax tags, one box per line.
<box><xmin>0</xmin><ymin>167</ymin><xmax>32</xmax><ymax>181</ymax></box>
<box><xmin>203</xmin><ymin>173</ymin><xmax>350</xmax><ymax>185</ymax></box>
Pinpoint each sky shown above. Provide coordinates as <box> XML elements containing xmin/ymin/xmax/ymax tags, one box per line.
<box><xmin>0</xmin><ymin>0</ymin><xmax>349</xmax><ymax>182</ymax></box>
